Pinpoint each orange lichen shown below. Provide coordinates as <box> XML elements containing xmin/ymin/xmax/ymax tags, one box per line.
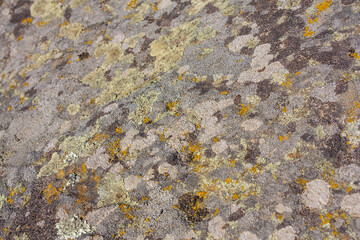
<box><xmin>316</xmin><ymin>0</ymin><xmax>332</xmax><ymax>12</ymax></box>
<box><xmin>304</xmin><ymin>27</ymin><xmax>315</xmax><ymax>37</ymax></box>
<box><xmin>163</xmin><ymin>185</ymin><xmax>172</xmax><ymax>191</ymax></box>
<box><xmin>238</xmin><ymin>103</ymin><xmax>251</xmax><ymax>116</ymax></box>
<box><xmin>279</xmin><ymin>134</ymin><xmax>290</xmax><ymax>142</ymax></box>
<box><xmin>22</xmin><ymin>18</ymin><xmax>33</xmax><ymax>24</ymax></box>
<box><xmin>43</xmin><ymin>184</ymin><xmax>61</xmax><ymax>204</ymax></box>
<box><xmin>220</xmin><ymin>91</ymin><xmax>227</xmax><ymax>95</ymax></box>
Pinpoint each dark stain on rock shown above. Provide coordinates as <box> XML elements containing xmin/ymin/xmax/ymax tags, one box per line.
<box><xmin>78</xmin><ymin>52</ymin><xmax>90</xmax><ymax>61</ymax></box>
<box><xmin>104</xmin><ymin>70</ymin><xmax>112</xmax><ymax>81</ymax></box>
<box><xmin>228</xmin><ymin>207</ymin><xmax>245</xmax><ymax>221</ymax></box>
<box><xmin>341</xmin><ymin>0</ymin><xmax>355</xmax><ymax>5</ymax></box>
<box><xmin>178</xmin><ymin>193</ymin><xmax>209</xmax><ymax>223</ymax></box>
<box><xmin>10</xmin><ymin>8</ymin><xmax>31</xmax><ymax>24</ymax></box>
<box><xmin>8</xmin><ymin>179</ymin><xmax>57</xmax><ymax>240</ymax></box>
<box><xmin>64</xmin><ymin>6</ymin><xmax>72</xmax><ymax>21</ymax></box>
<box><xmin>335</xmin><ymin>79</ymin><xmax>348</xmax><ymax>95</ymax></box>
<box><xmin>204</xmin><ymin>3</ymin><xmax>218</xmax><ymax>14</ymax></box>
<box><xmin>244</xmin><ymin>140</ymin><xmax>260</xmax><ymax>164</ymax></box>
<box><xmin>25</xmin><ymin>87</ymin><xmax>37</xmax><ymax>98</ymax></box>
<box><xmin>256</xmin><ymin>79</ymin><xmax>275</xmax><ymax>100</ymax></box>
<box><xmin>321</xmin><ymin>133</ymin><xmax>348</xmax><ymax>160</ymax></box>
<box><xmin>301</xmin><ymin>133</ymin><xmax>315</xmax><ymax>142</ymax></box>
<box><xmin>307</xmin><ymin>97</ymin><xmax>342</xmax><ymax>126</ymax></box>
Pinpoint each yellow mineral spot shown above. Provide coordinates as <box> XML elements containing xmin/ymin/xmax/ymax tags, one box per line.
<box><xmin>143</xmin><ymin>117</ymin><xmax>151</xmax><ymax>123</ymax></box>
<box><xmin>8</xmin><ymin>105</ymin><xmax>12</xmax><ymax>112</ymax></box>
<box><xmin>17</xmin><ymin>36</ymin><xmax>22</xmax><ymax>41</ymax></box>
<box><xmin>213</xmin><ymin>137</ymin><xmax>220</xmax><ymax>143</ymax></box>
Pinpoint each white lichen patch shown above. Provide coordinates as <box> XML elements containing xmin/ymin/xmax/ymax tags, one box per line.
<box><xmin>302</xmin><ymin>179</ymin><xmax>330</xmax><ymax>210</ymax></box>
<box><xmin>241</xmin><ymin>118</ymin><xmax>263</xmax><ymax>131</ymax></box>
<box><xmin>277</xmin><ymin>226</ymin><xmax>296</xmax><ymax>240</ymax></box>
<box><xmin>228</xmin><ymin>34</ymin><xmax>253</xmax><ymax>52</ymax></box>
<box><xmin>239</xmin><ymin>231</ymin><xmax>260</xmax><ymax>240</ymax></box>
<box><xmin>238</xmin><ymin>44</ymin><xmax>288</xmax><ymax>84</ymax></box>
<box><xmin>340</xmin><ymin>193</ymin><xmax>360</xmax><ymax>217</ymax></box>
<box><xmin>56</xmin><ymin>215</ymin><xmax>92</xmax><ymax>240</ymax></box>
<box><xmin>208</xmin><ymin>216</ymin><xmax>226</xmax><ymax>239</ymax></box>
<box><xmin>124</xmin><ymin>175</ymin><xmax>142</xmax><ymax>191</ymax></box>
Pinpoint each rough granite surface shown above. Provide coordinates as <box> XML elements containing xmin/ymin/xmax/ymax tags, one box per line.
<box><xmin>1</xmin><ymin>0</ymin><xmax>360</xmax><ymax>239</ymax></box>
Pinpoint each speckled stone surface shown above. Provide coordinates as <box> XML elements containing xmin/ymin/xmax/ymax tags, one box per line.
<box><xmin>1</xmin><ymin>0</ymin><xmax>360</xmax><ymax>239</ymax></box>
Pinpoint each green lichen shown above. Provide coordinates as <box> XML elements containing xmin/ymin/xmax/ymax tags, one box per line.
<box><xmin>150</xmin><ymin>18</ymin><xmax>216</xmax><ymax>75</ymax></box>
<box><xmin>97</xmin><ymin>172</ymin><xmax>130</xmax><ymax>208</ymax></box>
<box><xmin>129</xmin><ymin>90</ymin><xmax>160</xmax><ymax>125</ymax></box>
<box><xmin>30</xmin><ymin>0</ymin><xmax>65</xmax><ymax>21</ymax></box>
<box><xmin>96</xmin><ymin>68</ymin><xmax>145</xmax><ymax>106</ymax></box>
<box><xmin>59</xmin><ymin>23</ymin><xmax>84</xmax><ymax>41</ymax></box>
<box><xmin>187</xmin><ymin>0</ymin><xmax>236</xmax><ymax>16</ymax></box>
<box><xmin>67</xmin><ymin>103</ymin><xmax>80</xmax><ymax>115</ymax></box>
<box><xmin>56</xmin><ymin>215</ymin><xmax>92</xmax><ymax>240</ymax></box>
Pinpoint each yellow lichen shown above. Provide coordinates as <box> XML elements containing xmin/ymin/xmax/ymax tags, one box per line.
<box><xmin>59</xmin><ymin>22</ymin><xmax>84</xmax><ymax>41</ymax></box>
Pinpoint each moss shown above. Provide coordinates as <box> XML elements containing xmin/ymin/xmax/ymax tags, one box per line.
<box><xmin>59</xmin><ymin>22</ymin><xmax>84</xmax><ymax>41</ymax></box>
<box><xmin>30</xmin><ymin>0</ymin><xmax>64</xmax><ymax>21</ymax></box>
<box><xmin>56</xmin><ymin>215</ymin><xmax>92</xmax><ymax>240</ymax></box>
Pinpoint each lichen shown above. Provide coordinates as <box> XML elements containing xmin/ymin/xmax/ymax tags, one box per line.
<box><xmin>30</xmin><ymin>0</ymin><xmax>65</xmax><ymax>21</ymax></box>
<box><xmin>56</xmin><ymin>215</ymin><xmax>92</xmax><ymax>240</ymax></box>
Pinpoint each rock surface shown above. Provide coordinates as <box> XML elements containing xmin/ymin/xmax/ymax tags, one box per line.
<box><xmin>1</xmin><ymin>0</ymin><xmax>360</xmax><ymax>239</ymax></box>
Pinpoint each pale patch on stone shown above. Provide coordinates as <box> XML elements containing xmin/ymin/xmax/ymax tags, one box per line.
<box><xmin>177</xmin><ymin>65</ymin><xmax>190</xmax><ymax>75</ymax></box>
<box><xmin>241</xmin><ymin>118</ymin><xmax>263</xmax><ymax>131</ymax></box>
<box><xmin>85</xmin><ymin>205</ymin><xmax>118</xmax><ymax>228</ymax></box>
<box><xmin>228</xmin><ymin>34</ymin><xmax>253</xmax><ymax>52</ymax></box>
<box><xmin>208</xmin><ymin>216</ymin><xmax>226</xmax><ymax>239</ymax></box>
<box><xmin>193</xmin><ymin>99</ymin><xmax>233</xmax><ymax>143</ymax></box>
<box><xmin>67</xmin><ymin>104</ymin><xmax>80</xmax><ymax>115</ymax></box>
<box><xmin>277</xmin><ymin>226</ymin><xmax>296</xmax><ymax>240</ymax></box>
<box><xmin>211</xmin><ymin>139</ymin><xmax>228</xmax><ymax>154</ymax></box>
<box><xmin>158</xmin><ymin>117</ymin><xmax>195</xmax><ymax>150</ymax></box>
<box><xmin>335</xmin><ymin>164</ymin><xmax>360</xmax><ymax>183</ymax></box>
<box><xmin>238</xmin><ymin>44</ymin><xmax>288</xmax><ymax>84</ymax></box>
<box><xmin>124</xmin><ymin>175</ymin><xmax>142</xmax><ymax>191</ymax></box>
<box><xmin>85</xmin><ymin>147</ymin><xmax>111</xmax><ymax>170</ymax></box>
<box><xmin>157</xmin><ymin>0</ymin><xmax>176</xmax><ymax>10</ymax></box>
<box><xmin>341</xmin><ymin>193</ymin><xmax>360</xmax><ymax>217</ymax></box>
<box><xmin>275</xmin><ymin>203</ymin><xmax>293</xmax><ymax>214</ymax></box>
<box><xmin>302</xmin><ymin>179</ymin><xmax>330</xmax><ymax>210</ymax></box>
<box><xmin>238</xmin><ymin>231</ymin><xmax>260</xmax><ymax>240</ymax></box>
<box><xmin>158</xmin><ymin>162</ymin><xmax>178</xmax><ymax>179</ymax></box>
